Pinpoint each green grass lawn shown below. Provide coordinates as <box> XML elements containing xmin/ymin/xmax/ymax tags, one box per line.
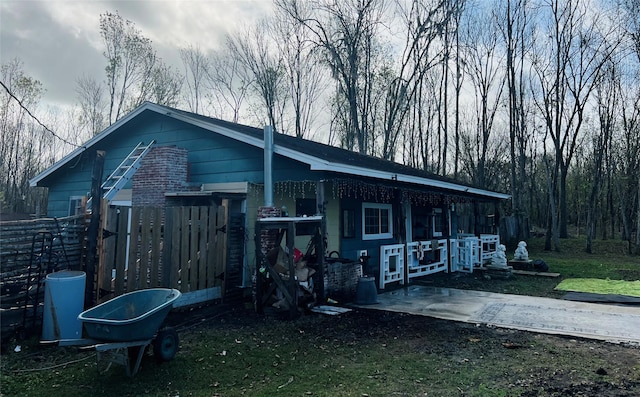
<box><xmin>526</xmin><ymin>237</ymin><xmax>640</xmax><ymax>281</ymax></box>
<box><xmin>555</xmin><ymin>278</ymin><xmax>640</xmax><ymax>296</ymax></box>
<box><xmin>423</xmin><ymin>237</ymin><xmax>640</xmax><ymax>299</ymax></box>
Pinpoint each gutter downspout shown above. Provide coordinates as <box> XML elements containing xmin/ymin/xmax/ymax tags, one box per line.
<box><xmin>264</xmin><ymin>125</ymin><xmax>273</xmax><ymax>207</ymax></box>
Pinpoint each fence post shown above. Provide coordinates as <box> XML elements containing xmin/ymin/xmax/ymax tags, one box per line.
<box><xmin>162</xmin><ymin>207</ymin><xmax>173</xmax><ymax>288</ymax></box>
<box><xmin>85</xmin><ymin>150</ymin><xmax>105</xmax><ymax>308</ymax></box>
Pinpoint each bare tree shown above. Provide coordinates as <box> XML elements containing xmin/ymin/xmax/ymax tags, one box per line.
<box><xmin>404</xmin><ymin>69</ymin><xmax>440</xmax><ymax>171</ymax></box>
<box><xmin>144</xmin><ymin>62</ymin><xmax>183</xmax><ymax>108</ymax></box>
<box><xmin>453</xmin><ymin>3</ymin><xmax>465</xmax><ymax>178</ymax></box>
<box><xmin>386</xmin><ymin>0</ymin><xmax>460</xmax><ymax>162</ymax></box>
<box><xmin>586</xmin><ymin>60</ymin><xmax>618</xmax><ymax>253</ymax></box>
<box><xmin>457</xmin><ymin>112</ymin><xmax>510</xmax><ymax>193</ymax></box>
<box><xmin>205</xmin><ymin>48</ymin><xmax>250</xmax><ymax>123</ymax></box>
<box><xmin>497</xmin><ymin>0</ymin><xmax>534</xmax><ymax>240</ymax></box>
<box><xmin>226</xmin><ymin>20</ymin><xmax>287</xmax><ymax>132</ymax></box>
<box><xmin>613</xmin><ymin>58</ymin><xmax>640</xmax><ymax>253</ymax></box>
<box><xmin>75</xmin><ymin>74</ymin><xmax>105</xmax><ymax>136</ymax></box>
<box><xmin>621</xmin><ymin>0</ymin><xmax>640</xmax><ymax>62</ymax></box>
<box><xmin>100</xmin><ymin>11</ymin><xmax>157</xmax><ymax>124</ymax></box>
<box><xmin>180</xmin><ymin>44</ymin><xmax>209</xmax><ymax>114</ymax></box>
<box><xmin>277</xmin><ymin>0</ymin><xmax>386</xmax><ymax>154</ymax></box>
<box><xmin>0</xmin><ymin>58</ymin><xmax>48</xmax><ymax>214</ymax></box>
<box><xmin>459</xmin><ymin>2</ymin><xmax>506</xmax><ymax>188</ymax></box>
<box><xmin>620</xmin><ymin>0</ymin><xmax>640</xmax><ymax>253</ymax></box>
<box><xmin>529</xmin><ymin>0</ymin><xmax>620</xmax><ymax>246</ymax></box>
<box><xmin>273</xmin><ymin>3</ymin><xmax>328</xmax><ymax>138</ymax></box>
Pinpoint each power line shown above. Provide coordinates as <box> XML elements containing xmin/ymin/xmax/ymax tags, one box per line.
<box><xmin>0</xmin><ymin>79</ymin><xmax>82</xmax><ymax>148</ymax></box>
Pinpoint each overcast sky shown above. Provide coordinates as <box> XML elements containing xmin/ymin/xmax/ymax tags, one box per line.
<box><xmin>0</xmin><ymin>0</ymin><xmax>274</xmax><ymax>109</ymax></box>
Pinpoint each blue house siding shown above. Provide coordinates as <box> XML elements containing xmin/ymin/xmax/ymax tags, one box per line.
<box><xmin>338</xmin><ymin>197</ymin><xmax>397</xmax><ymax>278</ymax></box>
<box><xmin>97</xmin><ymin>112</ymin><xmax>316</xmax><ymax>185</ymax></box>
<box><xmin>44</xmin><ymin>155</ymin><xmax>96</xmax><ymax>218</ymax></box>
<box><xmin>41</xmin><ymin>110</ymin><xmax>319</xmax><ymax>217</ymax></box>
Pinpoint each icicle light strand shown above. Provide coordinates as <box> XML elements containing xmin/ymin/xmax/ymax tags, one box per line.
<box><xmin>260</xmin><ymin>179</ymin><xmax>471</xmax><ymax>207</ymax></box>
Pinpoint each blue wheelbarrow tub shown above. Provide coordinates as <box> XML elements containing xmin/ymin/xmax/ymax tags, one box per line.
<box><xmin>78</xmin><ymin>288</ymin><xmax>181</xmax><ymax>342</ymax></box>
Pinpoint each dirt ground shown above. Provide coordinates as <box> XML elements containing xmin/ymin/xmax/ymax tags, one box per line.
<box><xmin>166</xmin><ymin>300</ymin><xmax>640</xmax><ymax>397</ymax></box>
<box><xmin>2</xmin><ymin>299</ymin><xmax>639</xmax><ymax>396</ymax></box>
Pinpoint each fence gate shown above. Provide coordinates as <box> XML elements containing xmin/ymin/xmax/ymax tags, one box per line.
<box><xmin>97</xmin><ymin>204</ymin><xmax>228</xmax><ymax>305</ymax></box>
<box><xmin>450</xmin><ymin>238</ymin><xmax>479</xmax><ymax>273</ymax></box>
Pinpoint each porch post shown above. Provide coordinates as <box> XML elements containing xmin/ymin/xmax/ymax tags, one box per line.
<box><xmin>402</xmin><ymin>200</ymin><xmax>412</xmax><ymax>285</ymax></box>
<box><xmin>448</xmin><ymin>202</ymin><xmax>456</xmax><ymax>272</ymax></box>
<box><xmin>316</xmin><ymin>180</ymin><xmax>326</xmax><ymax>301</ymax></box>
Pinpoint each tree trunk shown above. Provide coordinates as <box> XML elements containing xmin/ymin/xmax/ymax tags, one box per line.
<box><xmin>545</xmin><ymin>156</ymin><xmax>561</xmax><ymax>252</ymax></box>
<box><xmin>545</xmin><ymin>211</ymin><xmax>552</xmax><ymax>251</ymax></box>
<box><xmin>454</xmin><ymin>22</ymin><xmax>461</xmax><ymax>179</ymax></box>
<box><xmin>559</xmin><ymin>164</ymin><xmax>568</xmax><ymax>238</ymax></box>
<box><xmin>441</xmin><ymin>27</ymin><xmax>449</xmax><ymax>176</ymax></box>
<box><xmin>636</xmin><ymin>175</ymin><xmax>640</xmax><ymax>254</ymax></box>
<box><xmin>585</xmin><ymin>189</ymin><xmax>598</xmax><ymax>254</ymax></box>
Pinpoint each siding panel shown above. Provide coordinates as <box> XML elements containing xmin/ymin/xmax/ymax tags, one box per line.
<box><xmin>42</xmin><ymin>112</ymin><xmax>319</xmax><ymax>217</ymax></box>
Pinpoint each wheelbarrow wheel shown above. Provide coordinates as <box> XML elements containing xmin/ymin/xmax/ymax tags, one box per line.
<box><xmin>153</xmin><ymin>327</ymin><xmax>179</xmax><ymax>363</ymax></box>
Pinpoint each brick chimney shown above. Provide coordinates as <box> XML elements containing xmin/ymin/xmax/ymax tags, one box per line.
<box><xmin>132</xmin><ymin>146</ymin><xmax>188</xmax><ymax>207</ymax></box>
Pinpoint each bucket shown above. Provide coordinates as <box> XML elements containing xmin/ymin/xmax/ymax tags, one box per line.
<box><xmin>354</xmin><ymin>276</ymin><xmax>379</xmax><ymax>305</ymax></box>
<box><xmin>42</xmin><ymin>270</ymin><xmax>86</xmax><ymax>341</ymax></box>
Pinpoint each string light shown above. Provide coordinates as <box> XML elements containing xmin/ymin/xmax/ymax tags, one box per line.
<box><xmin>255</xmin><ymin>179</ymin><xmax>471</xmax><ymax>207</ymax></box>
<box><xmin>271</xmin><ymin>181</ymin><xmax>318</xmax><ymax>200</ymax></box>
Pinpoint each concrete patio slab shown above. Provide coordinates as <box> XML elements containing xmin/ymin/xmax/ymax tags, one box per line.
<box><xmin>354</xmin><ymin>286</ymin><xmax>640</xmax><ymax>345</ymax></box>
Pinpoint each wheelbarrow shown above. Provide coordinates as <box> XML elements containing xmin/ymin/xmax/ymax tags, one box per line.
<box><xmin>48</xmin><ymin>288</ymin><xmax>181</xmax><ymax>377</ymax></box>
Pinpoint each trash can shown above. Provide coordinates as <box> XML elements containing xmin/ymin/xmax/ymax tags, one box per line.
<box><xmin>42</xmin><ymin>270</ymin><xmax>86</xmax><ymax>341</ymax></box>
<box><xmin>354</xmin><ymin>276</ymin><xmax>379</xmax><ymax>305</ymax></box>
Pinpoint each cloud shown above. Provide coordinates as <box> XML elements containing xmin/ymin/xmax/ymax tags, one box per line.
<box><xmin>1</xmin><ymin>2</ymin><xmax>104</xmax><ymax>107</ymax></box>
<box><xmin>0</xmin><ymin>0</ymin><xmax>273</xmax><ymax>109</ymax></box>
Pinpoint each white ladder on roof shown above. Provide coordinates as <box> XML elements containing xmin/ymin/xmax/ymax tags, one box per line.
<box><xmin>87</xmin><ymin>141</ymin><xmax>155</xmax><ymax>207</ymax></box>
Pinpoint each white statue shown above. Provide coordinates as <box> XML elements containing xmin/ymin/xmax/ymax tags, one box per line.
<box><xmin>491</xmin><ymin>244</ymin><xmax>508</xmax><ymax>268</ymax></box>
<box><xmin>513</xmin><ymin>241</ymin><xmax>529</xmax><ymax>261</ymax></box>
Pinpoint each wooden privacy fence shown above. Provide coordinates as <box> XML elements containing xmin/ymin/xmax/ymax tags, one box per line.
<box><xmin>97</xmin><ymin>204</ymin><xmax>228</xmax><ymax>305</ymax></box>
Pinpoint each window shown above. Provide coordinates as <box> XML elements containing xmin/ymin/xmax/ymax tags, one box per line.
<box><xmin>68</xmin><ymin>196</ymin><xmax>85</xmax><ymax>216</ymax></box>
<box><xmin>362</xmin><ymin>203</ymin><xmax>393</xmax><ymax>240</ymax></box>
<box><xmin>432</xmin><ymin>208</ymin><xmax>444</xmax><ymax>237</ymax></box>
